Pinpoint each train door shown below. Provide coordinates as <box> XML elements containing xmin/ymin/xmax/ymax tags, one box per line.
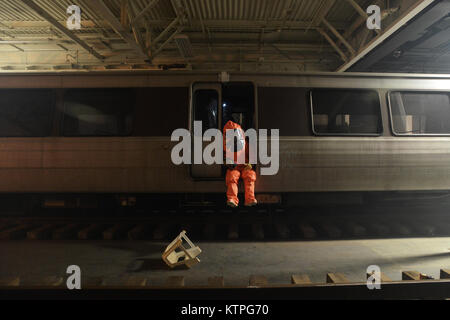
<box><xmin>191</xmin><ymin>82</ymin><xmax>255</xmax><ymax>180</ymax></box>
<box><xmin>191</xmin><ymin>83</ymin><xmax>223</xmax><ymax>179</ymax></box>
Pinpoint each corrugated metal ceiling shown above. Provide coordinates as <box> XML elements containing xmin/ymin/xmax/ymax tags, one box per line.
<box><xmin>0</xmin><ymin>0</ymin><xmax>443</xmax><ymax>73</ymax></box>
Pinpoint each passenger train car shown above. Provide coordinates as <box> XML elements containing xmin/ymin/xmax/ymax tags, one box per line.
<box><xmin>0</xmin><ymin>71</ymin><xmax>449</xmax><ymax>210</ymax></box>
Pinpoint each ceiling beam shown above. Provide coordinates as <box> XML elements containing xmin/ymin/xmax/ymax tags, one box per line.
<box><xmin>131</xmin><ymin>0</ymin><xmax>160</xmax><ymax>26</ymax></box>
<box><xmin>346</xmin><ymin>0</ymin><xmax>369</xmax><ymax>20</ymax></box>
<box><xmin>344</xmin><ymin>0</ymin><xmax>381</xmax><ymax>36</ymax></box>
<box><xmin>317</xmin><ymin>28</ymin><xmax>348</xmax><ymax>62</ymax></box>
<box><xmin>337</xmin><ymin>0</ymin><xmax>438</xmax><ymax>72</ymax></box>
<box><xmin>312</xmin><ymin>0</ymin><xmax>336</xmax><ymax>25</ymax></box>
<box><xmin>0</xmin><ymin>37</ymin><xmax>24</xmax><ymax>52</ymax></box>
<box><xmin>127</xmin><ymin>0</ymin><xmax>147</xmax><ymax>55</ymax></box>
<box><xmin>313</xmin><ymin>0</ymin><xmax>354</xmax><ymax>61</ymax></box>
<box><xmin>120</xmin><ymin>0</ymin><xmax>128</xmax><ymax>27</ymax></box>
<box><xmin>322</xmin><ymin>18</ymin><xmax>356</xmax><ymax>56</ymax></box>
<box><xmin>152</xmin><ymin>27</ymin><xmax>184</xmax><ymax>58</ymax></box>
<box><xmin>150</xmin><ymin>17</ymin><xmax>180</xmax><ymax>50</ymax></box>
<box><xmin>88</xmin><ymin>0</ymin><xmax>149</xmax><ymax>59</ymax></box>
<box><xmin>0</xmin><ymin>19</ymin><xmax>349</xmax><ymax>31</ymax></box>
<box><xmin>18</xmin><ymin>0</ymin><xmax>105</xmax><ymax>61</ymax></box>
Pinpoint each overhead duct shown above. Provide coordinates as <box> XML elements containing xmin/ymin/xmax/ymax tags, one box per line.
<box><xmin>174</xmin><ymin>34</ymin><xmax>194</xmax><ymax>58</ymax></box>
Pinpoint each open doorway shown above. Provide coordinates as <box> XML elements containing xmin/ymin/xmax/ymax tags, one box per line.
<box><xmin>191</xmin><ymin>82</ymin><xmax>255</xmax><ymax>179</ymax></box>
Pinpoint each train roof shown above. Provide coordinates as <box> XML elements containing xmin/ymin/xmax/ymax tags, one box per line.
<box><xmin>0</xmin><ymin>70</ymin><xmax>449</xmax><ymax>79</ymax></box>
<box><xmin>1</xmin><ymin>70</ymin><xmax>449</xmax><ymax>91</ymax></box>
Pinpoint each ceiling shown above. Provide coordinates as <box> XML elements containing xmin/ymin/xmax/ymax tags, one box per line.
<box><xmin>0</xmin><ymin>0</ymin><xmax>446</xmax><ymax>73</ymax></box>
<box><xmin>348</xmin><ymin>0</ymin><xmax>450</xmax><ymax>73</ymax></box>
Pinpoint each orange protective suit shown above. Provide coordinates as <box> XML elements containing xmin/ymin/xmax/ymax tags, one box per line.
<box><xmin>223</xmin><ymin>121</ymin><xmax>257</xmax><ymax>207</ymax></box>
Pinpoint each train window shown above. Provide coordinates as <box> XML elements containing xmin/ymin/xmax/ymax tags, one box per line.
<box><xmin>133</xmin><ymin>87</ymin><xmax>188</xmax><ymax>136</ymax></box>
<box><xmin>0</xmin><ymin>89</ymin><xmax>54</xmax><ymax>137</ymax></box>
<box><xmin>222</xmin><ymin>83</ymin><xmax>255</xmax><ymax>130</ymax></box>
<box><xmin>62</xmin><ymin>88</ymin><xmax>134</xmax><ymax>136</ymax></box>
<box><xmin>193</xmin><ymin>90</ymin><xmax>218</xmax><ymax>133</ymax></box>
<box><xmin>389</xmin><ymin>91</ymin><xmax>450</xmax><ymax>135</ymax></box>
<box><xmin>258</xmin><ymin>87</ymin><xmax>309</xmax><ymax>136</ymax></box>
<box><xmin>310</xmin><ymin>89</ymin><xmax>382</xmax><ymax>135</ymax></box>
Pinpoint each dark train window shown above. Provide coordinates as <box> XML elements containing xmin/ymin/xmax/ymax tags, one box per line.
<box><xmin>62</xmin><ymin>88</ymin><xmax>134</xmax><ymax>136</ymax></box>
<box><xmin>193</xmin><ymin>90</ymin><xmax>218</xmax><ymax>133</ymax></box>
<box><xmin>0</xmin><ymin>89</ymin><xmax>54</xmax><ymax>137</ymax></box>
<box><xmin>133</xmin><ymin>87</ymin><xmax>188</xmax><ymax>136</ymax></box>
<box><xmin>311</xmin><ymin>89</ymin><xmax>382</xmax><ymax>135</ymax></box>
<box><xmin>389</xmin><ymin>91</ymin><xmax>450</xmax><ymax>135</ymax></box>
<box><xmin>222</xmin><ymin>83</ymin><xmax>255</xmax><ymax>130</ymax></box>
<box><xmin>258</xmin><ymin>87</ymin><xmax>309</xmax><ymax>136</ymax></box>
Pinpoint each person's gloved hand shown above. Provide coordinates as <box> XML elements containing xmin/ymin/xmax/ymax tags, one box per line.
<box><xmin>245</xmin><ymin>164</ymin><xmax>253</xmax><ymax>170</ymax></box>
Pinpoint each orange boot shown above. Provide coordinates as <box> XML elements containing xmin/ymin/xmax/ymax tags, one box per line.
<box><xmin>226</xmin><ymin>168</ymin><xmax>240</xmax><ymax>207</ymax></box>
<box><xmin>242</xmin><ymin>168</ymin><xmax>257</xmax><ymax>207</ymax></box>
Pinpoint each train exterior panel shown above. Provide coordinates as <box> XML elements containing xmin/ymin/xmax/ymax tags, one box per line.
<box><xmin>1</xmin><ymin>137</ymin><xmax>450</xmax><ymax>193</ymax></box>
<box><xmin>0</xmin><ymin>72</ymin><xmax>449</xmax><ymax>198</ymax></box>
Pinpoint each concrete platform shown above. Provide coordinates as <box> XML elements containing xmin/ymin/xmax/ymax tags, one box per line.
<box><xmin>1</xmin><ymin>238</ymin><xmax>450</xmax><ymax>286</ymax></box>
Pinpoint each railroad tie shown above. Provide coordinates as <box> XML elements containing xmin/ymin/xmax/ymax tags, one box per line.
<box><xmin>326</xmin><ymin>273</ymin><xmax>350</xmax><ymax>284</ymax></box>
<box><xmin>207</xmin><ymin>276</ymin><xmax>224</xmax><ymax>287</ymax></box>
<box><xmin>298</xmin><ymin>223</ymin><xmax>316</xmax><ymax>239</ymax></box>
<box><xmin>103</xmin><ymin>224</ymin><xmax>132</xmax><ymax>240</ymax></box>
<box><xmin>52</xmin><ymin>224</ymin><xmax>83</xmax><ymax>240</ymax></box>
<box><xmin>344</xmin><ymin>221</ymin><xmax>366</xmax><ymax>237</ymax></box>
<box><xmin>369</xmin><ymin>223</ymin><xmax>390</xmax><ymax>237</ymax></box>
<box><xmin>412</xmin><ymin>222</ymin><xmax>436</xmax><ymax>236</ymax></box>
<box><xmin>228</xmin><ymin>224</ymin><xmax>239</xmax><ymax>240</ymax></box>
<box><xmin>27</xmin><ymin>224</ymin><xmax>59</xmax><ymax>240</ymax></box>
<box><xmin>128</xmin><ymin>224</ymin><xmax>151</xmax><ymax>240</ymax></box>
<box><xmin>165</xmin><ymin>276</ymin><xmax>185</xmax><ymax>287</ymax></box>
<box><xmin>275</xmin><ymin>223</ymin><xmax>290</xmax><ymax>239</ymax></box>
<box><xmin>321</xmin><ymin>224</ymin><xmax>342</xmax><ymax>239</ymax></box>
<box><xmin>291</xmin><ymin>274</ymin><xmax>312</xmax><ymax>285</ymax></box>
<box><xmin>402</xmin><ymin>271</ymin><xmax>421</xmax><ymax>281</ymax></box>
<box><xmin>366</xmin><ymin>271</ymin><xmax>392</xmax><ymax>282</ymax></box>
<box><xmin>82</xmin><ymin>277</ymin><xmax>106</xmax><ymax>288</ymax></box>
<box><xmin>124</xmin><ymin>276</ymin><xmax>149</xmax><ymax>287</ymax></box>
<box><xmin>391</xmin><ymin>223</ymin><xmax>411</xmax><ymax>236</ymax></box>
<box><xmin>153</xmin><ymin>224</ymin><xmax>169</xmax><ymax>240</ymax></box>
<box><xmin>78</xmin><ymin>224</ymin><xmax>109</xmax><ymax>240</ymax></box>
<box><xmin>436</xmin><ymin>223</ymin><xmax>450</xmax><ymax>236</ymax></box>
<box><xmin>202</xmin><ymin>223</ymin><xmax>215</xmax><ymax>240</ymax></box>
<box><xmin>0</xmin><ymin>276</ymin><xmax>20</xmax><ymax>287</ymax></box>
<box><xmin>402</xmin><ymin>270</ymin><xmax>433</xmax><ymax>280</ymax></box>
<box><xmin>251</xmin><ymin>223</ymin><xmax>264</xmax><ymax>240</ymax></box>
<box><xmin>0</xmin><ymin>222</ymin><xmax>18</xmax><ymax>233</ymax></box>
<box><xmin>102</xmin><ymin>276</ymin><xmax>148</xmax><ymax>287</ymax></box>
<box><xmin>0</xmin><ymin>224</ymin><xmax>35</xmax><ymax>240</ymax></box>
<box><xmin>249</xmin><ymin>275</ymin><xmax>268</xmax><ymax>287</ymax></box>
<box><xmin>25</xmin><ymin>276</ymin><xmax>65</xmax><ymax>287</ymax></box>
<box><xmin>440</xmin><ymin>269</ymin><xmax>450</xmax><ymax>279</ymax></box>
<box><xmin>42</xmin><ymin>276</ymin><xmax>65</xmax><ymax>287</ymax></box>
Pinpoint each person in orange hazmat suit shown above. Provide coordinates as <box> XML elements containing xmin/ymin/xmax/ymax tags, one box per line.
<box><xmin>223</xmin><ymin>120</ymin><xmax>257</xmax><ymax>208</ymax></box>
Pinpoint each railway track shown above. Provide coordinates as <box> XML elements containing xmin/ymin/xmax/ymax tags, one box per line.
<box><xmin>1</xmin><ymin>205</ymin><xmax>450</xmax><ymax>241</ymax></box>
<box><xmin>1</xmin><ymin>269</ymin><xmax>450</xmax><ymax>300</ymax></box>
